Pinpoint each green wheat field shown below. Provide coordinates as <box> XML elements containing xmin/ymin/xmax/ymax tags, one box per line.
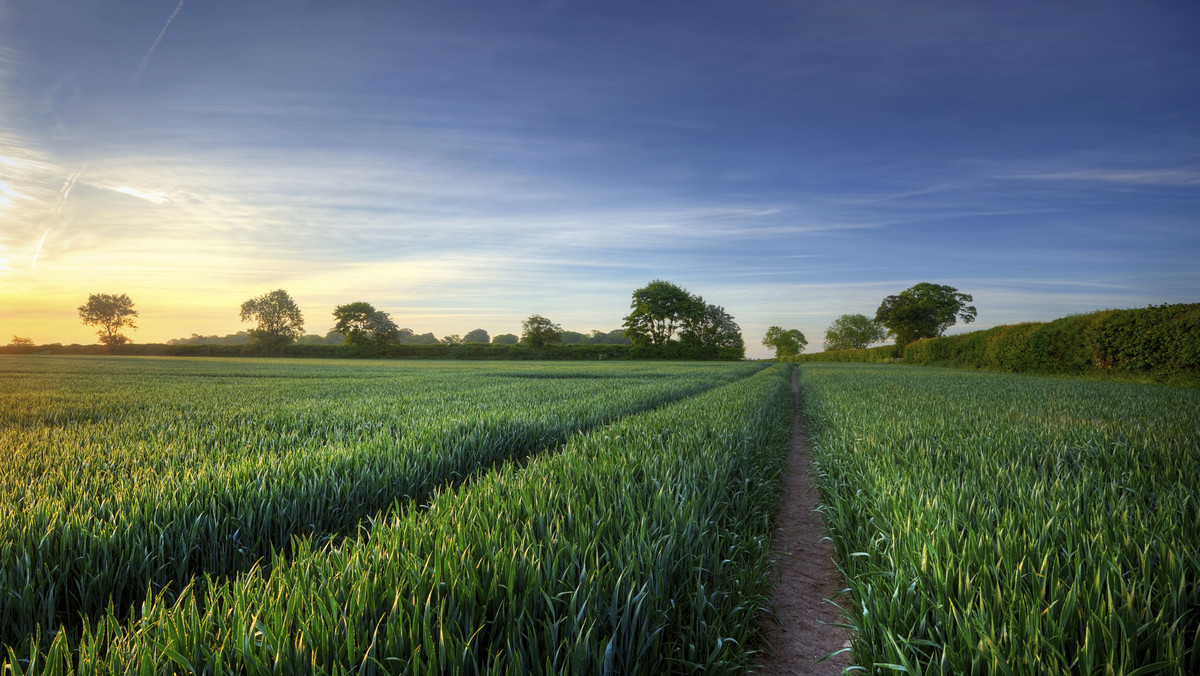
<box><xmin>1</xmin><ymin>357</ymin><xmax>1196</xmax><ymax>674</ymax></box>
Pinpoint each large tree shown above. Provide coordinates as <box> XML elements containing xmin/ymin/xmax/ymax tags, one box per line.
<box><xmin>492</xmin><ymin>333</ymin><xmax>519</xmax><ymax>345</ymax></box>
<box><xmin>875</xmin><ymin>283</ymin><xmax>977</xmax><ymax>347</ymax></box>
<box><xmin>683</xmin><ymin>303</ymin><xmax>745</xmax><ymax>355</ymax></box>
<box><xmin>240</xmin><ymin>289</ymin><xmax>304</xmax><ymax>347</ymax></box>
<box><xmin>762</xmin><ymin>326</ymin><xmax>807</xmax><ymax>358</ymax></box>
<box><xmin>463</xmin><ymin>328</ymin><xmax>490</xmax><ymax>344</ymax></box>
<box><xmin>332</xmin><ymin>302</ymin><xmax>380</xmax><ymax>345</ymax></box>
<box><xmin>78</xmin><ymin>293</ymin><xmax>138</xmax><ymax>347</ymax></box>
<box><xmin>824</xmin><ymin>313</ymin><xmax>887</xmax><ymax>351</ymax></box>
<box><xmin>521</xmin><ymin>314</ymin><xmax>562</xmax><ymax>348</ymax></box>
<box><xmin>623</xmin><ymin>280</ymin><xmax>704</xmax><ymax>346</ymax></box>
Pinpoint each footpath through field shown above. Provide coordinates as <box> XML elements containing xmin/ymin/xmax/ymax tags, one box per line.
<box><xmin>757</xmin><ymin>367</ymin><xmax>853</xmax><ymax>675</ymax></box>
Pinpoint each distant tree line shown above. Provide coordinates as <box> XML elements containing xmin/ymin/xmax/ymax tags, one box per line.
<box><xmin>65</xmin><ymin>280</ymin><xmax>975</xmax><ymax>360</ymax></box>
<box><xmin>759</xmin><ymin>282</ymin><xmax>976</xmax><ymax>358</ymax></box>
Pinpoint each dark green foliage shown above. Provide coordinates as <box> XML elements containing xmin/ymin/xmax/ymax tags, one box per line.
<box><xmin>492</xmin><ymin>333</ymin><xmax>519</xmax><ymax>345</ymax></box>
<box><xmin>239</xmin><ymin>289</ymin><xmax>304</xmax><ymax>347</ymax></box>
<box><xmin>875</xmin><ymin>283</ymin><xmax>976</xmax><ymax>346</ymax></box>
<box><xmin>77</xmin><ymin>293</ymin><xmax>139</xmax><ymax>347</ymax></box>
<box><xmin>521</xmin><ymin>314</ymin><xmax>563</xmax><ymax>348</ymax></box>
<box><xmin>824</xmin><ymin>313</ymin><xmax>886</xmax><ymax>351</ymax></box>
<box><xmin>622</xmin><ymin>281</ymin><xmax>744</xmax><ymax>356</ymax></box>
<box><xmin>623</xmin><ymin>280</ymin><xmax>699</xmax><ymax>346</ymax></box>
<box><xmin>462</xmin><ymin>328</ymin><xmax>490</xmax><ymax>344</ymax></box>
<box><xmin>789</xmin><ymin>304</ymin><xmax>1200</xmax><ymax>385</ymax></box>
<box><xmin>0</xmin><ymin>342</ymin><xmax>747</xmax><ymax>361</ymax></box>
<box><xmin>762</xmin><ymin>326</ymin><xmax>807</xmax><ymax>358</ymax></box>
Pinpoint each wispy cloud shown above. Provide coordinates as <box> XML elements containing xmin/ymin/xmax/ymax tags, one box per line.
<box><xmin>1007</xmin><ymin>168</ymin><xmax>1200</xmax><ymax>186</ymax></box>
<box><xmin>107</xmin><ymin>186</ymin><xmax>171</xmax><ymax>204</ymax></box>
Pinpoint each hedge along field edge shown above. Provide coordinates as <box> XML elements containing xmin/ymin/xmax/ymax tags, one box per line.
<box><xmin>784</xmin><ymin>303</ymin><xmax>1200</xmax><ymax>386</ymax></box>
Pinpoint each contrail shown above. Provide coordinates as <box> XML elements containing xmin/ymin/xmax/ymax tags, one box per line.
<box><xmin>130</xmin><ymin>0</ymin><xmax>186</xmax><ymax>90</ymax></box>
<box><xmin>31</xmin><ymin>229</ymin><xmax>50</xmax><ymax>270</ymax></box>
<box><xmin>55</xmin><ymin>170</ymin><xmax>80</xmax><ymax>214</ymax></box>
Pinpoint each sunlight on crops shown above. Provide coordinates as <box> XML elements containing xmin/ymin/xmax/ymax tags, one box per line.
<box><xmin>799</xmin><ymin>363</ymin><xmax>1200</xmax><ymax>675</ymax></box>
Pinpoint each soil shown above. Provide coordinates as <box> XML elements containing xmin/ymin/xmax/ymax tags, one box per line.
<box><xmin>755</xmin><ymin>369</ymin><xmax>854</xmax><ymax>675</ymax></box>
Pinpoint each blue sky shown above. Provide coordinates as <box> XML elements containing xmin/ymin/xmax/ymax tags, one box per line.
<box><xmin>1</xmin><ymin>0</ymin><xmax>1197</xmax><ymax>357</ymax></box>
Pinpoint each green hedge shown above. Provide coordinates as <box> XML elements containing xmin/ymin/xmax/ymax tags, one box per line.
<box><xmin>781</xmin><ymin>344</ymin><xmax>900</xmax><ymax>364</ymax></box>
<box><xmin>0</xmin><ymin>342</ymin><xmax>744</xmax><ymax>361</ymax></box>
<box><xmin>779</xmin><ymin>303</ymin><xmax>1199</xmax><ymax>384</ymax></box>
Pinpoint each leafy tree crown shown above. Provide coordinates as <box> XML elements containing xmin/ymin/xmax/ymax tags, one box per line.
<box><xmin>78</xmin><ymin>293</ymin><xmax>139</xmax><ymax>347</ymax></box>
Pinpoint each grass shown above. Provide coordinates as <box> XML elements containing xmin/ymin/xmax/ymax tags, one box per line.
<box><xmin>3</xmin><ymin>360</ymin><xmax>792</xmax><ymax>674</ymax></box>
<box><xmin>798</xmin><ymin>363</ymin><xmax>1200</xmax><ymax>675</ymax></box>
<box><xmin>0</xmin><ymin>356</ymin><xmax>763</xmax><ymax>654</ymax></box>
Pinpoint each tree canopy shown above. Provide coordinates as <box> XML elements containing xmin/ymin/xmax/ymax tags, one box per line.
<box><xmin>521</xmin><ymin>314</ymin><xmax>562</xmax><ymax>348</ymax></box>
<box><xmin>824</xmin><ymin>313</ymin><xmax>887</xmax><ymax>351</ymax></box>
<box><xmin>622</xmin><ymin>280</ymin><xmax>743</xmax><ymax>355</ymax></box>
<box><xmin>875</xmin><ymin>283</ymin><xmax>977</xmax><ymax>346</ymax></box>
<box><xmin>240</xmin><ymin>289</ymin><xmax>304</xmax><ymax>347</ymax></box>
<box><xmin>492</xmin><ymin>333</ymin><xmax>519</xmax><ymax>345</ymax></box>
<box><xmin>78</xmin><ymin>293</ymin><xmax>138</xmax><ymax>347</ymax></box>
<box><xmin>762</xmin><ymin>326</ymin><xmax>807</xmax><ymax>358</ymax></box>
<box><xmin>623</xmin><ymin>280</ymin><xmax>700</xmax><ymax>346</ymax></box>
<box><xmin>683</xmin><ymin>303</ymin><xmax>744</xmax><ymax>354</ymax></box>
<box><xmin>463</xmin><ymin>328</ymin><xmax>490</xmax><ymax>344</ymax></box>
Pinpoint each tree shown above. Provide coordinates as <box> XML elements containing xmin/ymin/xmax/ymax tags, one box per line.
<box><xmin>623</xmin><ymin>280</ymin><xmax>704</xmax><ymax>346</ymax></box>
<box><xmin>521</xmin><ymin>314</ymin><xmax>562</xmax><ymax>348</ymax></box>
<box><xmin>560</xmin><ymin>330</ymin><xmax>588</xmax><ymax>345</ymax></box>
<box><xmin>824</xmin><ymin>313</ymin><xmax>887</xmax><ymax>351</ymax></box>
<box><xmin>589</xmin><ymin>329</ymin><xmax>630</xmax><ymax>345</ymax></box>
<box><xmin>875</xmin><ymin>283</ymin><xmax>977</xmax><ymax>347</ymax></box>
<box><xmin>492</xmin><ymin>333</ymin><xmax>519</xmax><ymax>345</ymax></box>
<box><xmin>240</xmin><ymin>289</ymin><xmax>304</xmax><ymax>347</ymax></box>
<box><xmin>683</xmin><ymin>303</ymin><xmax>745</xmax><ymax>355</ymax></box>
<box><xmin>78</xmin><ymin>293</ymin><xmax>138</xmax><ymax>347</ymax></box>
<box><xmin>463</xmin><ymin>328</ymin><xmax>490</xmax><ymax>344</ymax></box>
<box><xmin>441</xmin><ymin>334</ymin><xmax>463</xmax><ymax>345</ymax></box>
<box><xmin>762</xmin><ymin>326</ymin><xmax>807</xmax><ymax>358</ymax></box>
<box><xmin>8</xmin><ymin>336</ymin><xmax>34</xmax><ymax>347</ymax></box>
<box><xmin>332</xmin><ymin>301</ymin><xmax>378</xmax><ymax>345</ymax></box>
<box><xmin>363</xmin><ymin>311</ymin><xmax>402</xmax><ymax>345</ymax></box>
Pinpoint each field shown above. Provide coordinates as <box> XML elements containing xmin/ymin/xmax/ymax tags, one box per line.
<box><xmin>0</xmin><ymin>356</ymin><xmax>1196</xmax><ymax>674</ymax></box>
<box><xmin>0</xmin><ymin>357</ymin><xmax>789</xmax><ymax>673</ymax></box>
<box><xmin>798</xmin><ymin>363</ymin><xmax>1200</xmax><ymax>675</ymax></box>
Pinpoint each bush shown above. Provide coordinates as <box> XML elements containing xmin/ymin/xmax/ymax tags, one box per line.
<box><xmin>780</xmin><ymin>304</ymin><xmax>1200</xmax><ymax>385</ymax></box>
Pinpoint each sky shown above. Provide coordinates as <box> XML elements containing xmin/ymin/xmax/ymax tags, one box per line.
<box><xmin>1</xmin><ymin>1</ymin><xmax>1198</xmax><ymax>358</ymax></box>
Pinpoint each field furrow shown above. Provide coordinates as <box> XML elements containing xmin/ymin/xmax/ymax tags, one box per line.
<box><xmin>0</xmin><ymin>357</ymin><xmax>763</xmax><ymax>652</ymax></box>
<box><xmin>6</xmin><ymin>363</ymin><xmax>792</xmax><ymax>674</ymax></box>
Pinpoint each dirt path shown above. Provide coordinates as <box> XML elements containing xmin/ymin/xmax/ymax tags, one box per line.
<box><xmin>756</xmin><ymin>368</ymin><xmax>854</xmax><ymax>675</ymax></box>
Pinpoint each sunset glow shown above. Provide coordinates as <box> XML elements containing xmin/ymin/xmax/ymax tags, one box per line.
<box><xmin>1</xmin><ymin>1</ymin><xmax>1197</xmax><ymax>356</ymax></box>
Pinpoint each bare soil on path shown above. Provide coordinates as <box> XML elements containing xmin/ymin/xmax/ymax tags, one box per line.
<box><xmin>755</xmin><ymin>368</ymin><xmax>854</xmax><ymax>675</ymax></box>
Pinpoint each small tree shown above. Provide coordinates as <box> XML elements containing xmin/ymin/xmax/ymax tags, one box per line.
<box><xmin>762</xmin><ymin>326</ymin><xmax>807</xmax><ymax>358</ymax></box>
<box><xmin>492</xmin><ymin>333</ymin><xmax>519</xmax><ymax>345</ymax></box>
<box><xmin>521</xmin><ymin>314</ymin><xmax>562</xmax><ymax>348</ymax></box>
<box><xmin>78</xmin><ymin>293</ymin><xmax>139</xmax><ymax>347</ymax></box>
<box><xmin>8</xmin><ymin>336</ymin><xmax>34</xmax><ymax>347</ymax></box>
<box><xmin>875</xmin><ymin>283</ymin><xmax>976</xmax><ymax>347</ymax></box>
<box><xmin>240</xmin><ymin>289</ymin><xmax>304</xmax><ymax>347</ymax></box>
<box><xmin>463</xmin><ymin>328</ymin><xmax>490</xmax><ymax>344</ymax></box>
<box><xmin>824</xmin><ymin>313</ymin><xmax>887</xmax><ymax>351</ymax></box>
